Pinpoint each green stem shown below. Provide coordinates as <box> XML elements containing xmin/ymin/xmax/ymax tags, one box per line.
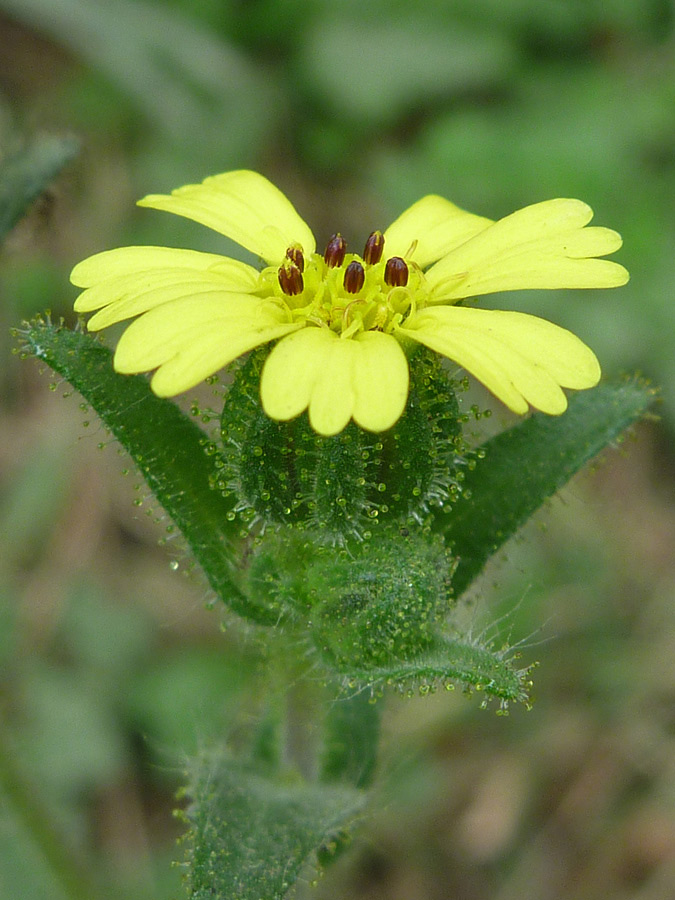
<box><xmin>284</xmin><ymin>676</ymin><xmax>318</xmax><ymax>780</ymax></box>
<box><xmin>0</xmin><ymin>728</ymin><xmax>108</xmax><ymax>900</ymax></box>
<box><xmin>320</xmin><ymin>688</ymin><xmax>381</xmax><ymax>790</ymax></box>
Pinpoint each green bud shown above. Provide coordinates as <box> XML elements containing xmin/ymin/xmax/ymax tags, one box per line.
<box><xmin>219</xmin><ymin>347</ymin><xmax>472</xmax><ymax>541</ymax></box>
<box><xmin>220</xmin><ymin>349</ymin><xmax>309</xmax><ymax>525</ymax></box>
<box><xmin>379</xmin><ymin>346</ymin><xmax>467</xmax><ymax>522</ymax></box>
<box><xmin>308</xmin><ymin>425</ymin><xmax>379</xmax><ymax>540</ymax></box>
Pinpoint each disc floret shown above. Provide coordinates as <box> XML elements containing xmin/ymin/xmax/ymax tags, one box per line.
<box><xmin>265</xmin><ymin>232</ymin><xmax>425</xmax><ymax>340</ymax></box>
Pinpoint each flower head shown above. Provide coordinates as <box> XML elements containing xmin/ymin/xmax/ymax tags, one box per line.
<box><xmin>71</xmin><ymin>170</ymin><xmax>628</xmax><ymax>435</ymax></box>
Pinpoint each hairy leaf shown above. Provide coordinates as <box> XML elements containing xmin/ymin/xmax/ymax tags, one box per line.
<box><xmin>444</xmin><ymin>379</ymin><xmax>656</xmax><ymax>596</ymax></box>
<box><xmin>183</xmin><ymin>753</ymin><xmax>366</xmax><ymax>900</ymax></box>
<box><xmin>19</xmin><ymin>321</ymin><xmax>278</xmax><ymax>624</ymax></box>
<box><xmin>338</xmin><ymin>634</ymin><xmax>533</xmax><ymax>710</ymax></box>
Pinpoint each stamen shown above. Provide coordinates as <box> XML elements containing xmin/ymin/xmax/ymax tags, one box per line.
<box><xmin>278</xmin><ymin>261</ymin><xmax>304</xmax><ymax>296</ymax></box>
<box><xmin>363</xmin><ymin>230</ymin><xmax>385</xmax><ymax>265</ymax></box>
<box><xmin>286</xmin><ymin>243</ymin><xmax>304</xmax><ymax>272</ymax></box>
<box><xmin>324</xmin><ymin>233</ymin><xmax>347</xmax><ymax>268</ymax></box>
<box><xmin>343</xmin><ymin>260</ymin><xmax>365</xmax><ymax>294</ymax></box>
<box><xmin>384</xmin><ymin>256</ymin><xmax>409</xmax><ymax>287</ymax></box>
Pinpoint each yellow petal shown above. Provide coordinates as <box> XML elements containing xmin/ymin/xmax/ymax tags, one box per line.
<box><xmin>426</xmin><ymin>199</ymin><xmax>629</xmax><ymax>298</ymax></box>
<box><xmin>307</xmin><ymin>339</ymin><xmax>359</xmax><ymax>435</ymax></box>
<box><xmin>261</xmin><ymin>328</ymin><xmax>409</xmax><ymax>435</ymax></box>
<box><xmin>400</xmin><ymin>306</ymin><xmax>601</xmax><ymax>415</ymax></box>
<box><xmin>83</xmin><ymin>273</ymin><xmax>258</xmax><ymax>330</ymax></box>
<box><xmin>71</xmin><ymin>246</ymin><xmax>258</xmax><ymax>289</ymax></box>
<box><xmin>351</xmin><ymin>331</ymin><xmax>409</xmax><ymax>431</ymax></box>
<box><xmin>113</xmin><ymin>294</ymin><xmax>299</xmax><ymax>395</ymax></box>
<box><xmin>137</xmin><ymin>170</ymin><xmax>316</xmax><ymax>264</ymax></box>
<box><xmin>261</xmin><ymin>329</ymin><xmax>355</xmax><ymax>434</ymax></box>
<box><xmin>149</xmin><ymin>322</ymin><xmax>299</xmax><ymax>396</ymax></box>
<box><xmin>383</xmin><ymin>195</ymin><xmax>493</xmax><ymax>269</ymax></box>
<box><xmin>259</xmin><ymin>328</ymin><xmax>328</xmax><ymax>422</ymax></box>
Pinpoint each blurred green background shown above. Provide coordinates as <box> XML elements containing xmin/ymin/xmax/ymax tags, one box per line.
<box><xmin>1</xmin><ymin>1</ymin><xmax>674</xmax><ymax>898</ymax></box>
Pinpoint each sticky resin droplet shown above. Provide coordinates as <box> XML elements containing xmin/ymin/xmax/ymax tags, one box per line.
<box><xmin>384</xmin><ymin>256</ymin><xmax>409</xmax><ymax>287</ymax></box>
<box><xmin>343</xmin><ymin>260</ymin><xmax>365</xmax><ymax>294</ymax></box>
<box><xmin>363</xmin><ymin>230</ymin><xmax>385</xmax><ymax>265</ymax></box>
<box><xmin>324</xmin><ymin>233</ymin><xmax>347</xmax><ymax>268</ymax></box>
<box><xmin>278</xmin><ymin>261</ymin><xmax>304</xmax><ymax>296</ymax></box>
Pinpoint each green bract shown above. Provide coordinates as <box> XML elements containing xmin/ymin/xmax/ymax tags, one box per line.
<box><xmin>219</xmin><ymin>346</ymin><xmax>469</xmax><ymax>541</ymax></box>
<box><xmin>305</xmin><ymin>531</ymin><xmax>454</xmax><ymax>669</ymax></box>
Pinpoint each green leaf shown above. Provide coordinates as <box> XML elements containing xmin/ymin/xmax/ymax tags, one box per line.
<box><xmin>339</xmin><ymin>634</ymin><xmax>533</xmax><ymax>710</ymax></box>
<box><xmin>0</xmin><ymin>135</ymin><xmax>79</xmax><ymax>241</ymax></box>
<box><xmin>182</xmin><ymin>752</ymin><xmax>366</xmax><ymax>900</ymax></box>
<box><xmin>19</xmin><ymin>320</ymin><xmax>276</xmax><ymax>624</ymax></box>
<box><xmin>444</xmin><ymin>379</ymin><xmax>656</xmax><ymax>597</ymax></box>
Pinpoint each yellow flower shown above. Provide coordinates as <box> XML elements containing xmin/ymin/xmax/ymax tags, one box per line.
<box><xmin>71</xmin><ymin>170</ymin><xmax>628</xmax><ymax>436</ymax></box>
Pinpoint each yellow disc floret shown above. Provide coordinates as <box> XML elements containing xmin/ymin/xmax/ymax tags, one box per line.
<box><xmin>260</xmin><ymin>232</ymin><xmax>428</xmax><ymax>341</ymax></box>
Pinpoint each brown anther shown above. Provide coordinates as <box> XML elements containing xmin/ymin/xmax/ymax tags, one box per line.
<box><xmin>278</xmin><ymin>261</ymin><xmax>304</xmax><ymax>296</ymax></box>
<box><xmin>363</xmin><ymin>230</ymin><xmax>385</xmax><ymax>265</ymax></box>
<box><xmin>384</xmin><ymin>256</ymin><xmax>409</xmax><ymax>287</ymax></box>
<box><xmin>343</xmin><ymin>260</ymin><xmax>365</xmax><ymax>294</ymax></box>
<box><xmin>286</xmin><ymin>243</ymin><xmax>304</xmax><ymax>272</ymax></box>
<box><xmin>324</xmin><ymin>233</ymin><xmax>347</xmax><ymax>268</ymax></box>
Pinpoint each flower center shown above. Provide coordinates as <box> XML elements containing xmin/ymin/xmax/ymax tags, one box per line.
<box><xmin>259</xmin><ymin>231</ymin><xmax>427</xmax><ymax>337</ymax></box>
